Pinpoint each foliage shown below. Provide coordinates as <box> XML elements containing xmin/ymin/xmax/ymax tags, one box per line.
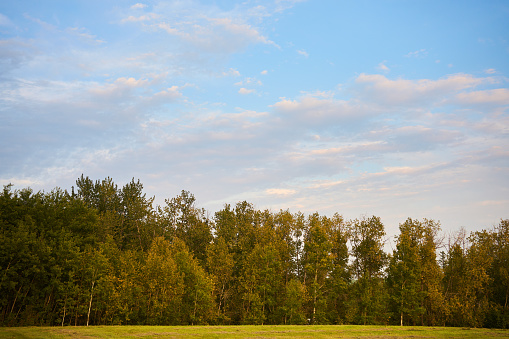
<box><xmin>0</xmin><ymin>177</ymin><xmax>508</xmax><ymax>327</ymax></box>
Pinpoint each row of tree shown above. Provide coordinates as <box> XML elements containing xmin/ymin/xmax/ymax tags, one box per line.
<box><xmin>0</xmin><ymin>176</ymin><xmax>508</xmax><ymax>328</ymax></box>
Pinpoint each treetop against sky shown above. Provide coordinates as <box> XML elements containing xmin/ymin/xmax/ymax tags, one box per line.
<box><xmin>0</xmin><ymin>0</ymin><xmax>508</xmax><ymax>238</ymax></box>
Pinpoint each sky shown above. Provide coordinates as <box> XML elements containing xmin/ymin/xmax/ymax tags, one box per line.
<box><xmin>1</xmin><ymin>0</ymin><xmax>508</xmax><ymax>241</ymax></box>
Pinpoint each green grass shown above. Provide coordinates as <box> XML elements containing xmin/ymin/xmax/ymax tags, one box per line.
<box><xmin>1</xmin><ymin>325</ymin><xmax>508</xmax><ymax>339</ymax></box>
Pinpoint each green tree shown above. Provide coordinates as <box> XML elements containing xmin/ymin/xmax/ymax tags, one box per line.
<box><xmin>465</xmin><ymin>229</ymin><xmax>495</xmax><ymax>327</ymax></box>
<box><xmin>349</xmin><ymin>216</ymin><xmax>388</xmax><ymax>325</ymax></box>
<box><xmin>387</xmin><ymin>218</ymin><xmax>426</xmax><ymax>326</ymax></box>
<box><xmin>282</xmin><ymin>279</ymin><xmax>306</xmax><ymax>324</ymax></box>
<box><xmin>110</xmin><ymin>249</ymin><xmax>144</xmax><ymax>324</ymax></box>
<box><xmin>212</xmin><ymin>201</ymin><xmax>258</xmax><ymax>323</ymax></box>
<box><xmin>419</xmin><ymin>219</ymin><xmax>445</xmax><ymax>326</ymax></box>
<box><xmin>119</xmin><ymin>179</ymin><xmax>156</xmax><ymax>252</ymax></box>
<box><xmin>159</xmin><ymin>191</ymin><xmax>212</xmax><ymax>265</ymax></box>
<box><xmin>488</xmin><ymin>219</ymin><xmax>509</xmax><ymax>328</ymax></box>
<box><xmin>143</xmin><ymin>237</ymin><xmax>183</xmax><ymax>325</ymax></box>
<box><xmin>303</xmin><ymin>213</ymin><xmax>332</xmax><ymax>324</ymax></box>
<box><xmin>442</xmin><ymin>228</ymin><xmax>477</xmax><ymax>327</ymax></box>
<box><xmin>206</xmin><ymin>236</ymin><xmax>234</xmax><ymax>323</ymax></box>
<box><xmin>239</xmin><ymin>243</ymin><xmax>282</xmax><ymax>324</ymax></box>
<box><xmin>171</xmin><ymin>238</ymin><xmax>214</xmax><ymax>325</ymax></box>
<box><xmin>323</xmin><ymin>213</ymin><xmax>350</xmax><ymax>324</ymax></box>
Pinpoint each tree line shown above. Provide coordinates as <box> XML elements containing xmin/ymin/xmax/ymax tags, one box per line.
<box><xmin>0</xmin><ymin>175</ymin><xmax>508</xmax><ymax>328</ymax></box>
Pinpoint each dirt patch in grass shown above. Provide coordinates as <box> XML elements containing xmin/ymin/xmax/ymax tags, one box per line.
<box><xmin>130</xmin><ymin>332</ymin><xmax>182</xmax><ymax>337</ymax></box>
<box><xmin>50</xmin><ymin>328</ymin><xmax>98</xmax><ymax>339</ymax></box>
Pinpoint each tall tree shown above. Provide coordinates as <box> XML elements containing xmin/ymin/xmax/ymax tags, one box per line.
<box><xmin>206</xmin><ymin>236</ymin><xmax>234</xmax><ymax>323</ymax></box>
<box><xmin>143</xmin><ymin>237</ymin><xmax>183</xmax><ymax>325</ymax></box>
<box><xmin>282</xmin><ymin>278</ymin><xmax>306</xmax><ymax>324</ymax></box>
<box><xmin>303</xmin><ymin>213</ymin><xmax>332</xmax><ymax>324</ymax></box>
<box><xmin>441</xmin><ymin>228</ymin><xmax>470</xmax><ymax>327</ymax></box>
<box><xmin>387</xmin><ymin>218</ymin><xmax>443</xmax><ymax>326</ymax></box>
<box><xmin>170</xmin><ymin>238</ymin><xmax>214</xmax><ymax>325</ymax></box>
<box><xmin>324</xmin><ymin>213</ymin><xmax>350</xmax><ymax>324</ymax></box>
<box><xmin>349</xmin><ymin>216</ymin><xmax>388</xmax><ymax>325</ymax></box>
<box><xmin>238</xmin><ymin>243</ymin><xmax>281</xmax><ymax>324</ymax></box>
<box><xmin>159</xmin><ymin>190</ymin><xmax>212</xmax><ymax>265</ymax></box>
<box><xmin>119</xmin><ymin>179</ymin><xmax>156</xmax><ymax>251</ymax></box>
<box><xmin>489</xmin><ymin>220</ymin><xmax>509</xmax><ymax>328</ymax></box>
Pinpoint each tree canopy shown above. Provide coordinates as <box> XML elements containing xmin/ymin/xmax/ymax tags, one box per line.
<box><xmin>0</xmin><ymin>177</ymin><xmax>507</xmax><ymax>328</ymax></box>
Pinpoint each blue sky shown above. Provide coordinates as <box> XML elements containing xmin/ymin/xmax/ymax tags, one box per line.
<box><xmin>1</xmin><ymin>0</ymin><xmax>508</xmax><ymax>239</ymax></box>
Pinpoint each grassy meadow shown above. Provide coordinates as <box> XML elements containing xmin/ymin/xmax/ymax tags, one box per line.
<box><xmin>1</xmin><ymin>325</ymin><xmax>508</xmax><ymax>339</ymax></box>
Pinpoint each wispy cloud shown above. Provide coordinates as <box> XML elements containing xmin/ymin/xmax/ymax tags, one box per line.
<box><xmin>456</xmin><ymin>88</ymin><xmax>509</xmax><ymax>106</ymax></box>
<box><xmin>377</xmin><ymin>61</ymin><xmax>389</xmax><ymax>72</ymax></box>
<box><xmin>238</xmin><ymin>87</ymin><xmax>256</xmax><ymax>94</ymax></box>
<box><xmin>121</xmin><ymin>3</ymin><xmax>279</xmax><ymax>55</ymax></box>
<box><xmin>66</xmin><ymin>27</ymin><xmax>106</xmax><ymax>44</ymax></box>
<box><xmin>405</xmin><ymin>48</ymin><xmax>427</xmax><ymax>58</ymax></box>
<box><xmin>0</xmin><ymin>13</ymin><xmax>12</xmax><ymax>26</ymax></box>
<box><xmin>122</xmin><ymin>13</ymin><xmax>159</xmax><ymax>23</ymax></box>
<box><xmin>222</xmin><ymin>68</ymin><xmax>241</xmax><ymax>77</ymax></box>
<box><xmin>297</xmin><ymin>49</ymin><xmax>309</xmax><ymax>58</ymax></box>
<box><xmin>131</xmin><ymin>3</ymin><xmax>147</xmax><ymax>10</ymax></box>
<box><xmin>353</xmin><ymin>73</ymin><xmax>494</xmax><ymax>107</ymax></box>
<box><xmin>266</xmin><ymin>188</ymin><xmax>297</xmax><ymax>196</ymax></box>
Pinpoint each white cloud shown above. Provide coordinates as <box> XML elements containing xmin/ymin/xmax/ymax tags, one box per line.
<box><xmin>157</xmin><ymin>22</ymin><xmax>179</xmax><ymax>34</ymax></box>
<box><xmin>23</xmin><ymin>14</ymin><xmax>56</xmax><ymax>31</ymax></box>
<box><xmin>156</xmin><ymin>18</ymin><xmax>276</xmax><ymax>54</ymax></box>
<box><xmin>66</xmin><ymin>27</ymin><xmax>106</xmax><ymax>44</ymax></box>
<box><xmin>274</xmin><ymin>0</ymin><xmax>307</xmax><ymax>13</ymax></box>
<box><xmin>0</xmin><ymin>40</ymin><xmax>37</xmax><ymax>72</ymax></box>
<box><xmin>297</xmin><ymin>49</ymin><xmax>309</xmax><ymax>58</ymax></box>
<box><xmin>151</xmin><ymin>86</ymin><xmax>183</xmax><ymax>102</ymax></box>
<box><xmin>354</xmin><ymin>73</ymin><xmax>493</xmax><ymax>107</ymax></box>
<box><xmin>222</xmin><ymin>68</ymin><xmax>241</xmax><ymax>77</ymax></box>
<box><xmin>272</xmin><ymin>93</ymin><xmax>367</xmax><ymax>129</ymax></box>
<box><xmin>261</xmin><ymin>70</ymin><xmax>268</xmax><ymax>75</ymax></box>
<box><xmin>239</xmin><ymin>87</ymin><xmax>255</xmax><ymax>94</ymax></box>
<box><xmin>479</xmin><ymin>200</ymin><xmax>509</xmax><ymax>206</ymax></box>
<box><xmin>266</xmin><ymin>188</ymin><xmax>297</xmax><ymax>196</ymax></box>
<box><xmin>485</xmin><ymin>68</ymin><xmax>496</xmax><ymax>74</ymax></box>
<box><xmin>88</xmin><ymin>77</ymin><xmax>149</xmax><ymax>98</ymax></box>
<box><xmin>456</xmin><ymin>88</ymin><xmax>509</xmax><ymax>106</ymax></box>
<box><xmin>211</xmin><ymin>18</ymin><xmax>271</xmax><ymax>44</ymax></box>
<box><xmin>378</xmin><ymin>163</ymin><xmax>444</xmax><ymax>177</ymax></box>
<box><xmin>131</xmin><ymin>3</ymin><xmax>147</xmax><ymax>10</ymax></box>
<box><xmin>122</xmin><ymin>13</ymin><xmax>159</xmax><ymax>23</ymax></box>
<box><xmin>377</xmin><ymin>61</ymin><xmax>389</xmax><ymax>72</ymax></box>
<box><xmin>235</xmin><ymin>77</ymin><xmax>262</xmax><ymax>86</ymax></box>
<box><xmin>405</xmin><ymin>48</ymin><xmax>427</xmax><ymax>58</ymax></box>
<box><xmin>0</xmin><ymin>13</ymin><xmax>12</xmax><ymax>26</ymax></box>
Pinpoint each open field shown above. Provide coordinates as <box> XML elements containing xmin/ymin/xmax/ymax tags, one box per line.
<box><xmin>1</xmin><ymin>325</ymin><xmax>509</xmax><ymax>339</ymax></box>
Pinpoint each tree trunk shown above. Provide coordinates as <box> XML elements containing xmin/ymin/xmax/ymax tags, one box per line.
<box><xmin>87</xmin><ymin>281</ymin><xmax>95</xmax><ymax>326</ymax></box>
<box><xmin>505</xmin><ymin>286</ymin><xmax>508</xmax><ymax>309</ymax></box>
<box><xmin>136</xmin><ymin>221</ymin><xmax>144</xmax><ymax>251</ymax></box>
<box><xmin>62</xmin><ymin>298</ymin><xmax>66</xmax><ymax>326</ymax></box>
<box><xmin>10</xmin><ymin>285</ymin><xmax>22</xmax><ymax>316</ymax></box>
<box><xmin>192</xmin><ymin>289</ymin><xmax>197</xmax><ymax>325</ymax></box>
<box><xmin>400</xmin><ymin>280</ymin><xmax>406</xmax><ymax>326</ymax></box>
<box><xmin>313</xmin><ymin>268</ymin><xmax>317</xmax><ymax>324</ymax></box>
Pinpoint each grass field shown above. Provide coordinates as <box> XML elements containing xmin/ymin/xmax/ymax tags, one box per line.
<box><xmin>1</xmin><ymin>325</ymin><xmax>509</xmax><ymax>339</ymax></box>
